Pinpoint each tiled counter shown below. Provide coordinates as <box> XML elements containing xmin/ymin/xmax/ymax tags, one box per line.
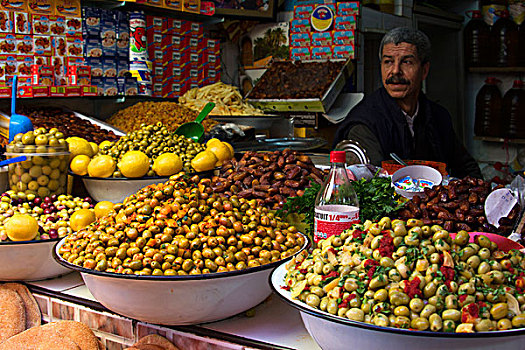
<box><xmin>27</xmin><ymin>273</ymin><xmax>321</xmax><ymax>350</ymax></box>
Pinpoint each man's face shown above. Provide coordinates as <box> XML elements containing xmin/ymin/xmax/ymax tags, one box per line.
<box><xmin>381</xmin><ymin>42</ymin><xmax>429</xmax><ymax>100</ymax></box>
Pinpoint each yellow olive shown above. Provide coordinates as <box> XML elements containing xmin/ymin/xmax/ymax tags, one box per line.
<box><xmin>442</xmin><ymin>309</ymin><xmax>461</xmax><ymax>322</ymax></box>
<box><xmin>429</xmin><ymin>313</ymin><xmax>443</xmax><ymax>332</ymax></box>
<box><xmin>411</xmin><ymin>317</ymin><xmax>429</xmax><ymax>331</ymax></box>
<box><xmin>346</xmin><ymin>308</ymin><xmax>365</xmax><ymax>322</ymax></box>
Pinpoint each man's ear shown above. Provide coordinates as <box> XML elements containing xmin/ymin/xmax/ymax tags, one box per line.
<box><xmin>422</xmin><ymin>62</ymin><xmax>430</xmax><ymax>80</ymax></box>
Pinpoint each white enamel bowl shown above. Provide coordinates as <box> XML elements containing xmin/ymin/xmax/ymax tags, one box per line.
<box><xmin>0</xmin><ymin>238</ymin><xmax>71</xmax><ymax>281</ymax></box>
<box><xmin>80</xmin><ymin>176</ymin><xmax>169</xmax><ymax>204</ymax></box>
<box><xmin>392</xmin><ymin>165</ymin><xmax>443</xmax><ymax>199</ymax></box>
<box><xmin>270</xmin><ymin>233</ymin><xmax>525</xmax><ymax>350</ymax></box>
<box><xmin>54</xmin><ymin>236</ymin><xmax>308</xmax><ymax>325</ymax></box>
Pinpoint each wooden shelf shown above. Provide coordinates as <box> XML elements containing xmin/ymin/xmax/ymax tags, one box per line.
<box><xmin>474</xmin><ymin>136</ymin><xmax>525</xmax><ymax>144</ymax></box>
<box><xmin>468</xmin><ymin>67</ymin><xmax>525</xmax><ymax>73</ymax></box>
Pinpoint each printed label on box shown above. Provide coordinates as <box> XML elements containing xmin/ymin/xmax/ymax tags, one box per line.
<box><xmin>33</xmin><ymin>55</ymin><xmax>50</xmax><ymax>65</ymax></box>
<box><xmin>86</xmin><ymin>57</ymin><xmax>102</xmax><ymax>77</ymax></box>
<box><xmin>290</xmin><ymin>32</ymin><xmax>310</xmax><ymax>47</ymax></box>
<box><xmin>337</xmin><ymin>1</ymin><xmax>359</xmax><ymax>16</ymax></box>
<box><xmin>66</xmin><ymin>16</ymin><xmax>81</xmax><ymax>35</ymax></box>
<box><xmin>55</xmin><ymin>0</ymin><xmax>81</xmax><ymax>17</ymax></box>
<box><xmin>125</xmin><ymin>76</ymin><xmax>138</xmax><ymax>95</ymax></box>
<box><xmin>311</xmin><ymin>31</ymin><xmax>332</xmax><ymax>46</ymax></box>
<box><xmin>311</xmin><ymin>45</ymin><xmax>332</xmax><ymax>60</ymax></box>
<box><xmin>164</xmin><ymin>0</ymin><xmax>182</xmax><ymax>11</ymax></box>
<box><xmin>334</xmin><ymin>15</ymin><xmax>357</xmax><ymax>30</ymax></box>
<box><xmin>117</xmin><ymin>58</ymin><xmax>128</xmax><ymax>77</ymax></box>
<box><xmin>34</xmin><ymin>34</ymin><xmax>51</xmax><ymax>55</ymax></box>
<box><xmin>17</xmin><ymin>55</ymin><xmax>32</xmax><ymax>75</ymax></box>
<box><xmin>0</xmin><ymin>11</ymin><xmax>14</xmax><ymax>33</ymax></box>
<box><xmin>290</xmin><ymin>19</ymin><xmax>310</xmax><ymax>33</ymax></box>
<box><xmin>82</xmin><ymin>7</ymin><xmax>100</xmax><ymax>37</ymax></box>
<box><xmin>189</xmin><ymin>21</ymin><xmax>203</xmax><ymax>37</ymax></box>
<box><xmin>28</xmin><ymin>0</ymin><xmax>54</xmax><ymax>15</ymax></box>
<box><xmin>14</xmin><ymin>12</ymin><xmax>30</xmax><ymax>34</ymax></box>
<box><xmin>32</xmin><ymin>14</ymin><xmax>50</xmax><ymax>34</ymax></box>
<box><xmin>0</xmin><ymin>34</ymin><xmax>16</xmax><ymax>54</ymax></box>
<box><xmin>66</xmin><ymin>34</ymin><xmax>83</xmax><ymax>56</ymax></box>
<box><xmin>102</xmin><ymin>57</ymin><xmax>116</xmax><ymax>77</ymax></box>
<box><xmin>31</xmin><ymin>64</ymin><xmax>53</xmax><ymax>85</ymax></box>
<box><xmin>333</xmin><ymin>44</ymin><xmax>354</xmax><ymax>59</ymax></box>
<box><xmin>294</xmin><ymin>4</ymin><xmax>314</xmax><ymax>19</ymax></box>
<box><xmin>3</xmin><ymin>54</ymin><xmax>16</xmax><ymax>75</ymax></box>
<box><xmin>2</xmin><ymin>0</ymin><xmax>27</xmax><ymax>12</ymax></box>
<box><xmin>103</xmin><ymin>77</ymin><xmax>118</xmax><ymax>96</ymax></box>
<box><xmin>50</xmin><ymin>15</ymin><xmax>66</xmax><ymax>35</ymax></box>
<box><xmin>290</xmin><ymin>46</ymin><xmax>310</xmax><ymax>60</ymax></box>
<box><xmin>52</xmin><ymin>36</ymin><xmax>66</xmax><ymax>56</ymax></box>
<box><xmin>32</xmin><ymin>86</ymin><xmax>48</xmax><ymax>96</ymax></box>
<box><xmin>65</xmin><ymin>56</ymin><xmax>84</xmax><ymax>66</ymax></box>
<box><xmin>332</xmin><ymin>29</ymin><xmax>354</xmax><ymax>45</ymax></box>
<box><xmin>16</xmin><ymin>34</ymin><xmax>33</xmax><ymax>54</ymax></box>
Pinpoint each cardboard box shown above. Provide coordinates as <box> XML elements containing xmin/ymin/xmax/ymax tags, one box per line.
<box><xmin>162</xmin><ymin>34</ymin><xmax>188</xmax><ymax>51</ymax></box>
<box><xmin>146</xmin><ymin>0</ymin><xmax>163</xmax><ymax>8</ymax></box>
<box><xmin>146</xmin><ymin>30</ymin><xmax>162</xmax><ymax>47</ymax></box>
<box><xmin>27</xmin><ymin>0</ymin><xmax>54</xmax><ymax>15</ymax></box>
<box><xmin>203</xmin><ymin>51</ymin><xmax>218</xmax><ymax>67</ymax></box>
<box><xmin>17</xmin><ymin>54</ymin><xmax>33</xmax><ymax>75</ymax></box>
<box><xmin>189</xmin><ymin>21</ymin><xmax>203</xmax><ymax>38</ymax></box>
<box><xmin>66</xmin><ymin>33</ymin><xmax>83</xmax><ymax>56</ymax></box>
<box><xmin>32</xmin><ymin>14</ymin><xmax>50</xmax><ymax>35</ymax></box>
<box><xmin>50</xmin><ymin>15</ymin><xmax>66</xmax><ymax>35</ymax></box>
<box><xmin>18</xmin><ymin>85</ymin><xmax>33</xmax><ymax>98</ymax></box>
<box><xmin>32</xmin><ymin>86</ymin><xmax>49</xmax><ymax>97</ymax></box>
<box><xmin>16</xmin><ymin>34</ymin><xmax>33</xmax><ymax>54</ymax></box>
<box><xmin>52</xmin><ymin>35</ymin><xmax>66</xmax><ymax>55</ymax></box>
<box><xmin>0</xmin><ymin>11</ymin><xmax>14</xmax><ymax>33</ymax></box>
<box><xmin>31</xmin><ymin>64</ymin><xmax>53</xmax><ymax>85</ymax></box>
<box><xmin>332</xmin><ymin>29</ymin><xmax>354</xmax><ymax>45</ymax></box>
<box><xmin>334</xmin><ymin>15</ymin><xmax>357</xmax><ymax>30</ymax></box>
<box><xmin>69</xmin><ymin>65</ymin><xmax>90</xmax><ymax>85</ymax></box>
<box><xmin>49</xmin><ymin>85</ymin><xmax>66</xmax><ymax>96</ymax></box>
<box><xmin>116</xmin><ymin>11</ymin><xmax>129</xmax><ymax>55</ymax></box>
<box><xmin>65</xmin><ymin>85</ymin><xmax>80</xmax><ymax>96</ymax></box>
<box><xmin>337</xmin><ymin>1</ymin><xmax>359</xmax><ymax>16</ymax></box>
<box><xmin>51</xmin><ymin>54</ymin><xmax>64</xmax><ymax>77</ymax></box>
<box><xmin>164</xmin><ymin>0</ymin><xmax>182</xmax><ymax>12</ymax></box>
<box><xmin>333</xmin><ymin>44</ymin><xmax>354</xmax><ymax>59</ymax></box>
<box><xmin>183</xmin><ymin>0</ymin><xmax>200</xmax><ymax>14</ymax></box>
<box><xmin>2</xmin><ymin>0</ymin><xmax>27</xmax><ymax>12</ymax></box>
<box><xmin>33</xmin><ymin>55</ymin><xmax>50</xmax><ymax>65</ymax></box>
<box><xmin>103</xmin><ymin>77</ymin><xmax>117</xmax><ymax>96</ymax></box>
<box><xmin>102</xmin><ymin>56</ymin><xmax>116</xmax><ymax>77</ymax></box>
<box><xmin>82</xmin><ymin>7</ymin><xmax>100</xmax><ymax>37</ymax></box>
<box><xmin>146</xmin><ymin>15</ymin><xmax>163</xmax><ymax>33</ymax></box>
<box><xmin>0</xmin><ymin>86</ymin><xmax>11</xmax><ymax>97</ymax></box>
<box><xmin>290</xmin><ymin>19</ymin><xmax>310</xmax><ymax>33</ymax></box>
<box><xmin>290</xmin><ymin>47</ymin><xmax>311</xmax><ymax>60</ymax></box>
<box><xmin>3</xmin><ymin>54</ymin><xmax>16</xmax><ymax>75</ymax></box>
<box><xmin>124</xmin><ymin>76</ymin><xmax>138</xmax><ymax>95</ymax></box>
<box><xmin>100</xmin><ymin>11</ymin><xmax>116</xmax><ymax>56</ymax></box>
<box><xmin>34</xmin><ymin>34</ymin><xmax>51</xmax><ymax>55</ymax></box>
<box><xmin>290</xmin><ymin>32</ymin><xmax>310</xmax><ymax>48</ymax></box>
<box><xmin>55</xmin><ymin>0</ymin><xmax>81</xmax><ymax>17</ymax></box>
<box><xmin>65</xmin><ymin>16</ymin><xmax>81</xmax><ymax>35</ymax></box>
<box><xmin>14</xmin><ymin>12</ymin><xmax>31</xmax><ymax>34</ymax></box>
<box><xmin>189</xmin><ymin>36</ymin><xmax>204</xmax><ymax>53</ymax></box>
<box><xmin>311</xmin><ymin>31</ymin><xmax>332</xmax><ymax>46</ymax></box>
<box><xmin>205</xmin><ymin>38</ymin><xmax>219</xmax><ymax>54</ymax></box>
<box><xmin>90</xmin><ymin>76</ymin><xmax>103</xmax><ymax>95</ymax></box>
<box><xmin>84</xmin><ymin>35</ymin><xmax>101</xmax><ymax>57</ymax></box>
<box><xmin>0</xmin><ymin>33</ymin><xmax>16</xmax><ymax>54</ymax></box>
<box><xmin>153</xmin><ymin>61</ymin><xmax>163</xmax><ymax>77</ymax></box>
<box><xmin>311</xmin><ymin>46</ymin><xmax>332</xmax><ymax>60</ymax></box>
<box><xmin>148</xmin><ymin>43</ymin><xmax>163</xmax><ymax>63</ymax></box>
<box><xmin>294</xmin><ymin>4</ymin><xmax>314</xmax><ymax>19</ymax></box>
<box><xmin>117</xmin><ymin>58</ymin><xmax>128</xmax><ymax>77</ymax></box>
<box><xmin>172</xmin><ymin>19</ymin><xmax>190</xmax><ymax>36</ymax></box>
<box><xmin>65</xmin><ymin>56</ymin><xmax>84</xmax><ymax>66</ymax></box>
<box><xmin>80</xmin><ymin>85</ymin><xmax>97</xmax><ymax>96</ymax></box>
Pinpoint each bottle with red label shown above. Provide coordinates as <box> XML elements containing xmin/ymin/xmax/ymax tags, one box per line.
<box><xmin>314</xmin><ymin>151</ymin><xmax>359</xmax><ymax>244</ymax></box>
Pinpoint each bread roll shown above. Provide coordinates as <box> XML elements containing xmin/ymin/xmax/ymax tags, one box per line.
<box><xmin>0</xmin><ymin>288</ymin><xmax>26</xmax><ymax>342</ymax></box>
<box><xmin>2</xmin><ymin>283</ymin><xmax>41</xmax><ymax>329</ymax></box>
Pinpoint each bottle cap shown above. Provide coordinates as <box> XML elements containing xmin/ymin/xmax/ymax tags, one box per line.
<box><xmin>330</xmin><ymin>151</ymin><xmax>346</xmax><ymax>163</ymax></box>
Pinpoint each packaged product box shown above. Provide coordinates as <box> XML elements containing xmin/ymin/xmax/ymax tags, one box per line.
<box><xmin>164</xmin><ymin>0</ymin><xmax>182</xmax><ymax>12</ymax></box>
<box><xmin>65</xmin><ymin>56</ymin><xmax>84</xmax><ymax>66</ymax></box>
<box><xmin>16</xmin><ymin>34</ymin><xmax>33</xmax><ymax>54</ymax></box>
<box><xmin>100</xmin><ymin>11</ymin><xmax>116</xmax><ymax>55</ymax></box>
<box><xmin>294</xmin><ymin>4</ymin><xmax>314</xmax><ymax>19</ymax></box>
<box><xmin>33</xmin><ymin>35</ymin><xmax>53</xmax><ymax>56</ymax></box>
<box><xmin>32</xmin><ymin>85</ymin><xmax>48</xmax><ymax>96</ymax></box>
<box><xmin>17</xmin><ymin>84</ymin><xmax>34</xmax><ymax>98</ymax></box>
<box><xmin>146</xmin><ymin>29</ymin><xmax>161</xmax><ymax>47</ymax></box>
<box><xmin>65</xmin><ymin>16</ymin><xmax>81</xmax><ymax>35</ymax></box>
<box><xmin>31</xmin><ymin>63</ymin><xmax>53</xmax><ymax>85</ymax></box>
<box><xmin>205</xmin><ymin>38</ymin><xmax>219</xmax><ymax>54</ymax></box>
<box><xmin>171</xmin><ymin>64</ymin><xmax>188</xmax><ymax>80</ymax></box>
<box><xmin>332</xmin><ymin>29</ymin><xmax>354</xmax><ymax>45</ymax></box>
<box><xmin>17</xmin><ymin>54</ymin><xmax>32</xmax><ymax>76</ymax></box>
<box><xmin>334</xmin><ymin>15</ymin><xmax>356</xmax><ymax>30</ymax></box>
<box><xmin>117</xmin><ymin>76</ymin><xmax>125</xmax><ymax>95</ymax></box>
<box><xmin>27</xmin><ymin>0</ymin><xmax>54</xmax><ymax>15</ymax></box>
<box><xmin>80</xmin><ymin>85</ymin><xmax>97</xmax><ymax>96</ymax></box>
<box><xmin>66</xmin><ymin>65</ymin><xmax>90</xmax><ymax>85</ymax></box>
<box><xmin>188</xmin><ymin>66</ymin><xmax>202</xmax><ymax>84</ymax></box>
<box><xmin>49</xmin><ymin>85</ymin><xmax>66</xmax><ymax>96</ymax></box>
<box><xmin>311</xmin><ymin>31</ymin><xmax>332</xmax><ymax>46</ymax></box>
<box><xmin>90</xmin><ymin>76</ymin><xmax>103</xmax><ymax>95</ymax></box>
<box><xmin>0</xmin><ymin>11</ymin><xmax>14</xmax><ymax>33</ymax></box>
<box><xmin>146</xmin><ymin>0</ymin><xmax>163</xmax><ymax>8</ymax></box>
<box><xmin>84</xmin><ymin>35</ymin><xmax>101</xmax><ymax>57</ymax></box>
<box><xmin>116</xmin><ymin>11</ymin><xmax>129</xmax><ymax>55</ymax></box>
<box><xmin>0</xmin><ymin>55</ymin><xmax>5</xmax><ymax>84</ymax></box>
<box><xmin>172</xmin><ymin>19</ymin><xmax>190</xmax><ymax>36</ymax></box>
<box><xmin>152</xmin><ymin>77</ymin><xmax>162</xmax><ymax>97</ymax></box>
<box><xmin>50</xmin><ymin>15</ymin><xmax>66</xmax><ymax>35</ymax></box>
<box><xmin>1</xmin><ymin>0</ymin><xmax>27</xmax><ymax>12</ymax></box>
<box><xmin>311</xmin><ymin>45</ymin><xmax>332</xmax><ymax>60</ymax></box>
<box><xmin>202</xmin><ymin>51</ymin><xmax>218</xmax><ymax>67</ymax></box>
<box><xmin>333</xmin><ymin>43</ymin><xmax>354</xmax><ymax>59</ymax></box>
<box><xmin>189</xmin><ymin>21</ymin><xmax>203</xmax><ymax>38</ymax></box>
<box><xmin>51</xmin><ymin>55</ymin><xmax>64</xmax><ymax>74</ymax></box>
<box><xmin>3</xmin><ymin>53</ymin><xmax>16</xmax><ymax>75</ymax></box>
<box><xmin>199</xmin><ymin>1</ymin><xmax>214</xmax><ymax>16</ymax></box>
<box><xmin>317</xmin><ymin>3</ymin><xmax>336</xmax><ymax>15</ymax></box>
<box><xmin>52</xmin><ymin>35</ymin><xmax>66</xmax><ymax>55</ymax></box>
<box><xmin>85</xmin><ymin>57</ymin><xmax>102</xmax><ymax>77</ymax></box>
<box><xmin>189</xmin><ymin>36</ymin><xmax>204</xmax><ymax>53</ymax></box>
<box><xmin>124</xmin><ymin>76</ymin><xmax>138</xmax><ymax>95</ymax></box>
<box><xmin>161</xmin><ymin>77</ymin><xmax>171</xmax><ymax>98</ymax></box>
<box><xmin>0</xmin><ymin>33</ymin><xmax>16</xmax><ymax>54</ymax></box>
<box><xmin>290</xmin><ymin>19</ymin><xmax>310</xmax><ymax>33</ymax></box>
<box><xmin>152</xmin><ymin>61</ymin><xmax>163</xmax><ymax>77</ymax></box>
<box><xmin>182</xmin><ymin>0</ymin><xmax>200</xmax><ymax>14</ymax></box>
<box><xmin>103</xmin><ymin>76</ymin><xmax>117</xmax><ymax>96</ymax></box>
<box><xmin>337</xmin><ymin>1</ymin><xmax>359</xmax><ymax>16</ymax></box>
<box><xmin>82</xmin><ymin>7</ymin><xmax>100</xmax><ymax>37</ymax></box>
<box><xmin>65</xmin><ymin>85</ymin><xmax>80</xmax><ymax>96</ymax></box>
<box><xmin>117</xmin><ymin>58</ymin><xmax>128</xmax><ymax>77</ymax></box>
<box><xmin>66</xmin><ymin>33</ymin><xmax>83</xmax><ymax>56</ymax></box>
<box><xmin>33</xmin><ymin>55</ymin><xmax>50</xmax><ymax>65</ymax></box>
<box><xmin>163</xmin><ymin>34</ymin><xmax>189</xmax><ymax>51</ymax></box>
<box><xmin>14</xmin><ymin>12</ymin><xmax>30</xmax><ymax>34</ymax></box>
<box><xmin>55</xmin><ymin>0</ymin><xmax>81</xmax><ymax>17</ymax></box>
<box><xmin>290</xmin><ymin>32</ymin><xmax>310</xmax><ymax>47</ymax></box>
<box><xmin>102</xmin><ymin>56</ymin><xmax>116</xmax><ymax>77</ymax></box>
<box><xmin>146</xmin><ymin>15</ymin><xmax>163</xmax><ymax>33</ymax></box>
<box><xmin>203</xmin><ymin>65</ymin><xmax>218</xmax><ymax>80</ymax></box>
<box><xmin>189</xmin><ymin>51</ymin><xmax>202</xmax><ymax>68</ymax></box>
<box><xmin>0</xmin><ymin>86</ymin><xmax>11</xmax><ymax>97</ymax></box>
<box><xmin>148</xmin><ymin>43</ymin><xmax>163</xmax><ymax>63</ymax></box>
<box><xmin>170</xmin><ymin>80</ymin><xmax>186</xmax><ymax>97</ymax></box>
<box><xmin>32</xmin><ymin>14</ymin><xmax>50</xmax><ymax>34</ymax></box>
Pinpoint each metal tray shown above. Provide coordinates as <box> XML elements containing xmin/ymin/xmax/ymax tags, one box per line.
<box><xmin>247</xmin><ymin>60</ymin><xmax>353</xmax><ymax>113</ymax></box>
<box><xmin>234</xmin><ymin>137</ymin><xmax>327</xmax><ymax>152</ymax></box>
<box><xmin>210</xmin><ymin>115</ymin><xmax>283</xmax><ymax>131</ymax></box>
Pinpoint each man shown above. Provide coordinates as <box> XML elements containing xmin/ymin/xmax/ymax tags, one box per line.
<box><xmin>333</xmin><ymin>27</ymin><xmax>481</xmax><ymax>178</ymax></box>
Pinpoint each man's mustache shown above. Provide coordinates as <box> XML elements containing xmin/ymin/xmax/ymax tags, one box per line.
<box><xmin>386</xmin><ymin>76</ymin><xmax>409</xmax><ymax>85</ymax></box>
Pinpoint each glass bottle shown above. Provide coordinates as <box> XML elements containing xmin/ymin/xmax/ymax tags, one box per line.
<box><xmin>314</xmin><ymin>151</ymin><xmax>359</xmax><ymax>244</ymax></box>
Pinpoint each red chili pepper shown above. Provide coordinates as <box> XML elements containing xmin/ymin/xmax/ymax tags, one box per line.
<box><xmin>299</xmin><ymin>269</ymin><xmax>308</xmax><ymax>274</ymax></box>
<box><xmin>322</xmin><ymin>270</ymin><xmax>339</xmax><ymax>281</ymax></box>
<box><xmin>440</xmin><ymin>266</ymin><xmax>455</xmax><ymax>289</ymax></box>
<box><xmin>328</xmin><ymin>247</ymin><xmax>337</xmax><ymax>255</ymax></box>
<box><xmin>367</xmin><ymin>266</ymin><xmax>376</xmax><ymax>280</ymax></box>
<box><xmin>281</xmin><ymin>285</ymin><xmax>291</xmax><ymax>291</ymax></box>
<box><xmin>403</xmin><ymin>277</ymin><xmax>422</xmax><ymax>298</ymax></box>
<box><xmin>352</xmin><ymin>229</ymin><xmax>365</xmax><ymax>240</ymax></box>
<box><xmin>378</xmin><ymin>234</ymin><xmax>394</xmax><ymax>258</ymax></box>
<box><xmin>459</xmin><ymin>294</ymin><xmax>468</xmax><ymax>303</ymax></box>
<box><xmin>364</xmin><ymin>259</ymin><xmax>379</xmax><ymax>268</ymax></box>
<box><xmin>461</xmin><ymin>303</ymin><xmax>479</xmax><ymax>323</ymax></box>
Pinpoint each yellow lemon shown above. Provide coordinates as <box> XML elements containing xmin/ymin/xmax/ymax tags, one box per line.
<box><xmin>152</xmin><ymin>153</ymin><xmax>182</xmax><ymax>177</ymax></box>
<box><xmin>66</xmin><ymin>137</ymin><xmax>93</xmax><ymax>160</ymax></box>
<box><xmin>191</xmin><ymin>150</ymin><xmax>218</xmax><ymax>172</ymax></box>
<box><xmin>206</xmin><ymin>138</ymin><xmax>222</xmax><ymax>147</ymax></box>
<box><xmin>70</xmin><ymin>209</ymin><xmax>96</xmax><ymax>232</ymax></box>
<box><xmin>70</xmin><ymin>155</ymin><xmax>91</xmax><ymax>176</ymax></box>
<box><xmin>94</xmin><ymin>201</ymin><xmax>115</xmax><ymax>218</ymax></box>
<box><xmin>89</xmin><ymin>142</ymin><xmax>99</xmax><ymax>155</ymax></box>
<box><xmin>87</xmin><ymin>155</ymin><xmax>116</xmax><ymax>178</ymax></box>
<box><xmin>98</xmin><ymin>140</ymin><xmax>113</xmax><ymax>151</ymax></box>
<box><xmin>222</xmin><ymin>141</ymin><xmax>234</xmax><ymax>158</ymax></box>
<box><xmin>207</xmin><ymin>142</ymin><xmax>232</xmax><ymax>166</ymax></box>
<box><xmin>117</xmin><ymin>151</ymin><xmax>150</xmax><ymax>178</ymax></box>
<box><xmin>5</xmin><ymin>214</ymin><xmax>39</xmax><ymax>241</ymax></box>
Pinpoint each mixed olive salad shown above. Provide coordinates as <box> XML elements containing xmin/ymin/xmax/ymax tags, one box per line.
<box><xmin>284</xmin><ymin>217</ymin><xmax>525</xmax><ymax>333</ymax></box>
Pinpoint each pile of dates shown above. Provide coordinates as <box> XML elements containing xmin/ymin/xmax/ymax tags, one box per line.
<box><xmin>211</xmin><ymin>150</ymin><xmax>326</xmax><ymax>210</ymax></box>
<box><xmin>58</xmin><ymin>174</ymin><xmax>306</xmax><ymax>276</ymax></box>
<box><xmin>397</xmin><ymin>176</ymin><xmax>519</xmax><ymax>236</ymax></box>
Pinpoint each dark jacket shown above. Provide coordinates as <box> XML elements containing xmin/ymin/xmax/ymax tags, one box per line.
<box><xmin>333</xmin><ymin>87</ymin><xmax>481</xmax><ymax>178</ymax></box>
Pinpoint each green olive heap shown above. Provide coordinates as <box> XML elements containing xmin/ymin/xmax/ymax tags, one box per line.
<box><xmin>98</xmin><ymin>123</ymin><xmax>206</xmax><ymax>177</ymax></box>
<box><xmin>58</xmin><ymin>173</ymin><xmax>306</xmax><ymax>276</ymax></box>
<box><xmin>284</xmin><ymin>217</ymin><xmax>525</xmax><ymax>333</ymax></box>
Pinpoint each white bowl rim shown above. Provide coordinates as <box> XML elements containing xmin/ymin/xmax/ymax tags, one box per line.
<box><xmin>53</xmin><ymin>234</ymin><xmax>309</xmax><ymax>281</ymax></box>
<box><xmin>0</xmin><ymin>237</ymin><xmax>61</xmax><ymax>246</ymax></box>
<box><xmin>71</xmin><ymin>168</ymin><xmax>219</xmax><ymax>181</ymax></box>
<box><xmin>269</xmin><ymin>263</ymin><xmax>525</xmax><ymax>339</ymax></box>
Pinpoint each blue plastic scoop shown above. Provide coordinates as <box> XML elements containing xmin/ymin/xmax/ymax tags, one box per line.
<box><xmin>8</xmin><ymin>76</ymin><xmax>33</xmax><ymax>142</ymax></box>
<box><xmin>0</xmin><ymin>156</ymin><xmax>27</xmax><ymax>167</ymax></box>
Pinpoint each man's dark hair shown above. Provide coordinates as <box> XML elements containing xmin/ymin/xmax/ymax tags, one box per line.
<box><xmin>379</xmin><ymin>27</ymin><xmax>431</xmax><ymax>64</ymax></box>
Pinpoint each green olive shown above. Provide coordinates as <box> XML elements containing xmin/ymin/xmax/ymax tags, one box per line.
<box><xmin>346</xmin><ymin>308</ymin><xmax>365</xmax><ymax>322</ymax></box>
<box><xmin>411</xmin><ymin>317</ymin><xmax>429</xmax><ymax>331</ymax></box>
<box><xmin>442</xmin><ymin>309</ymin><xmax>461</xmax><ymax>322</ymax></box>
<box><xmin>491</xmin><ymin>303</ymin><xmax>509</xmax><ymax>320</ymax></box>
<box><xmin>475</xmin><ymin>319</ymin><xmax>494</xmax><ymax>332</ymax></box>
<box><xmin>429</xmin><ymin>313</ymin><xmax>442</xmax><ymax>332</ymax></box>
